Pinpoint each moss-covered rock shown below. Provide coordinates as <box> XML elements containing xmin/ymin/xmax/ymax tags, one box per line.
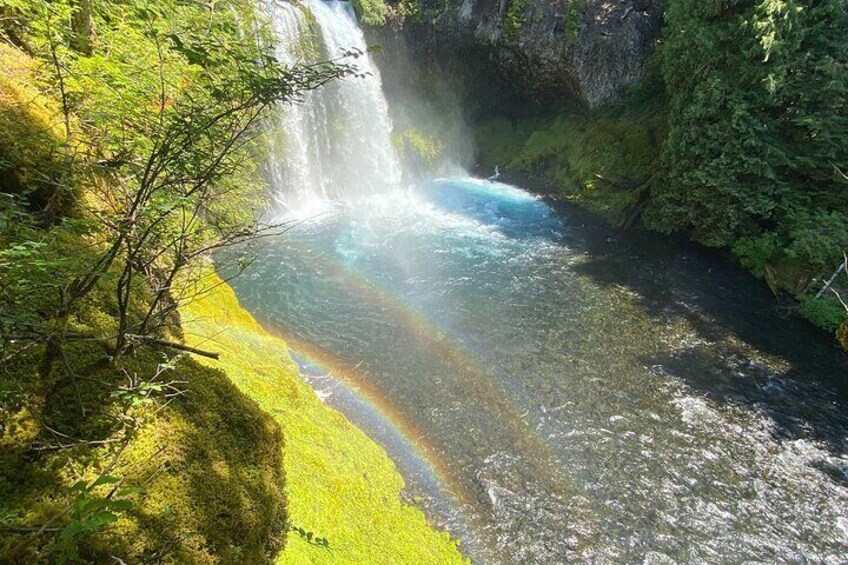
<box><xmin>0</xmin><ymin>327</ymin><xmax>287</xmax><ymax>564</ymax></box>
<box><xmin>474</xmin><ymin>108</ymin><xmax>659</xmax><ymax>225</ymax></box>
<box><xmin>0</xmin><ymin>44</ymin><xmax>74</xmax><ymax>212</ymax></box>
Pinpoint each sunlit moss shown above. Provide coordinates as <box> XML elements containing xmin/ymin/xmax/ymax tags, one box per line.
<box><xmin>351</xmin><ymin>0</ymin><xmax>388</xmax><ymax>26</ymax></box>
<box><xmin>181</xmin><ymin>271</ymin><xmax>468</xmax><ymax>564</ymax></box>
<box><xmin>0</xmin><ymin>44</ymin><xmax>68</xmax><ymax>209</ymax></box>
<box><xmin>0</xmin><ymin>285</ymin><xmax>287</xmax><ymax>563</ymax></box>
<box><xmin>108</xmin><ymin>355</ymin><xmax>287</xmax><ymax>564</ymax></box>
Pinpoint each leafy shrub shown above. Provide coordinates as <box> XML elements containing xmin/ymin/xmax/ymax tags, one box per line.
<box><xmin>647</xmin><ymin>0</ymin><xmax>848</xmax><ymax>281</ymax></box>
<box><xmin>394</xmin><ymin>127</ymin><xmax>443</xmax><ymax>169</ymax></box>
<box><xmin>503</xmin><ymin>0</ymin><xmax>527</xmax><ymax>40</ymax></box>
<box><xmin>733</xmin><ymin>232</ymin><xmax>782</xmax><ymax>277</ymax></box>
<box><xmin>353</xmin><ymin>0</ymin><xmax>389</xmax><ymax>25</ymax></box>
<box><xmin>799</xmin><ymin>296</ymin><xmax>847</xmax><ymax>332</ymax></box>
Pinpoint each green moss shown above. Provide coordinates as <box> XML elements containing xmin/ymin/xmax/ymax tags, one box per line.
<box><xmin>182</xmin><ymin>272</ymin><xmax>468</xmax><ymax>565</ymax></box>
<box><xmin>503</xmin><ymin>0</ymin><xmax>527</xmax><ymax>41</ymax></box>
<box><xmin>351</xmin><ymin>0</ymin><xmax>388</xmax><ymax>26</ymax></box>
<box><xmin>471</xmin><ymin>117</ymin><xmax>540</xmax><ymax>170</ymax></box>
<box><xmin>0</xmin><ymin>44</ymin><xmax>73</xmax><ymax>211</ymax></box>
<box><xmin>0</xmin><ymin>320</ymin><xmax>287</xmax><ymax>564</ymax></box>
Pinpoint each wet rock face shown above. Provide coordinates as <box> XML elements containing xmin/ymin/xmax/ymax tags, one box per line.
<box><xmin>388</xmin><ymin>0</ymin><xmax>662</xmax><ymax>107</ymax></box>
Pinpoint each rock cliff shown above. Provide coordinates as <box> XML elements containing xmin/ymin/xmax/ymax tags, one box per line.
<box><xmin>374</xmin><ymin>0</ymin><xmax>662</xmax><ymax>107</ymax></box>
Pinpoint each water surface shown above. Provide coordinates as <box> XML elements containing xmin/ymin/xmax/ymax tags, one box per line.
<box><xmin>228</xmin><ymin>177</ymin><xmax>848</xmax><ymax>563</ymax></box>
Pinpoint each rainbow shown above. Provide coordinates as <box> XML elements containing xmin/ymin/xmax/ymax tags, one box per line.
<box><xmin>271</xmin><ymin>326</ymin><xmax>471</xmax><ymax>505</ymax></box>
<box><xmin>250</xmin><ymin>236</ymin><xmax>574</xmax><ymax>498</ymax></box>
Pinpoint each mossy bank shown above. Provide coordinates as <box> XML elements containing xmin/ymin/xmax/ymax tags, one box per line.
<box><xmin>1</xmin><ymin>267</ymin><xmax>467</xmax><ymax>563</ymax></box>
<box><xmin>181</xmin><ymin>272</ymin><xmax>467</xmax><ymax>564</ymax></box>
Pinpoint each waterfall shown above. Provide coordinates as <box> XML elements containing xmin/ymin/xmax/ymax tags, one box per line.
<box><xmin>268</xmin><ymin>0</ymin><xmax>402</xmax><ymax>212</ymax></box>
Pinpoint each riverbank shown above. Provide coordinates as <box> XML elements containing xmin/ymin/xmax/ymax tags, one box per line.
<box><xmin>181</xmin><ymin>271</ymin><xmax>468</xmax><ymax>564</ymax></box>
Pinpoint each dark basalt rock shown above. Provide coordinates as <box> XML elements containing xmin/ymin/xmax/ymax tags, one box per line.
<box><xmin>370</xmin><ymin>0</ymin><xmax>662</xmax><ymax>108</ymax></box>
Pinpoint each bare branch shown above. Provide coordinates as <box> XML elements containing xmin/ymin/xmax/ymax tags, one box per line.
<box><xmin>126</xmin><ymin>334</ymin><xmax>220</xmax><ymax>359</ymax></box>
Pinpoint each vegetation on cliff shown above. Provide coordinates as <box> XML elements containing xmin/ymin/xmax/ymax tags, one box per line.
<box><xmin>649</xmin><ymin>0</ymin><xmax>848</xmax><ymax>330</ymax></box>
<box><xmin>467</xmin><ymin>0</ymin><xmax>848</xmax><ymax>344</ymax></box>
<box><xmin>352</xmin><ymin>0</ymin><xmax>390</xmax><ymax>25</ymax></box>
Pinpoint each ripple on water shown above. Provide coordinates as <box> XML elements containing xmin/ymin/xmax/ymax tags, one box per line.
<box><xmin>228</xmin><ymin>178</ymin><xmax>848</xmax><ymax>564</ymax></box>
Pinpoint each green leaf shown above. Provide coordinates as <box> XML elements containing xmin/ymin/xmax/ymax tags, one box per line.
<box><xmin>90</xmin><ymin>475</ymin><xmax>121</xmax><ymax>489</ymax></box>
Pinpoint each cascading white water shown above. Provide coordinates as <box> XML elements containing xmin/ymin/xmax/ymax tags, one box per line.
<box><xmin>268</xmin><ymin>0</ymin><xmax>402</xmax><ymax>212</ymax></box>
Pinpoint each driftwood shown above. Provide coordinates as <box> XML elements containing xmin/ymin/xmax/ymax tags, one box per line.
<box><xmin>815</xmin><ymin>254</ymin><xmax>848</xmax><ymax>299</ymax></box>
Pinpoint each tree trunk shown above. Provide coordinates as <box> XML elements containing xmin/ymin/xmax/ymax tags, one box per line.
<box><xmin>71</xmin><ymin>0</ymin><xmax>94</xmax><ymax>55</ymax></box>
<box><xmin>38</xmin><ymin>314</ymin><xmax>68</xmax><ymax>380</ymax></box>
